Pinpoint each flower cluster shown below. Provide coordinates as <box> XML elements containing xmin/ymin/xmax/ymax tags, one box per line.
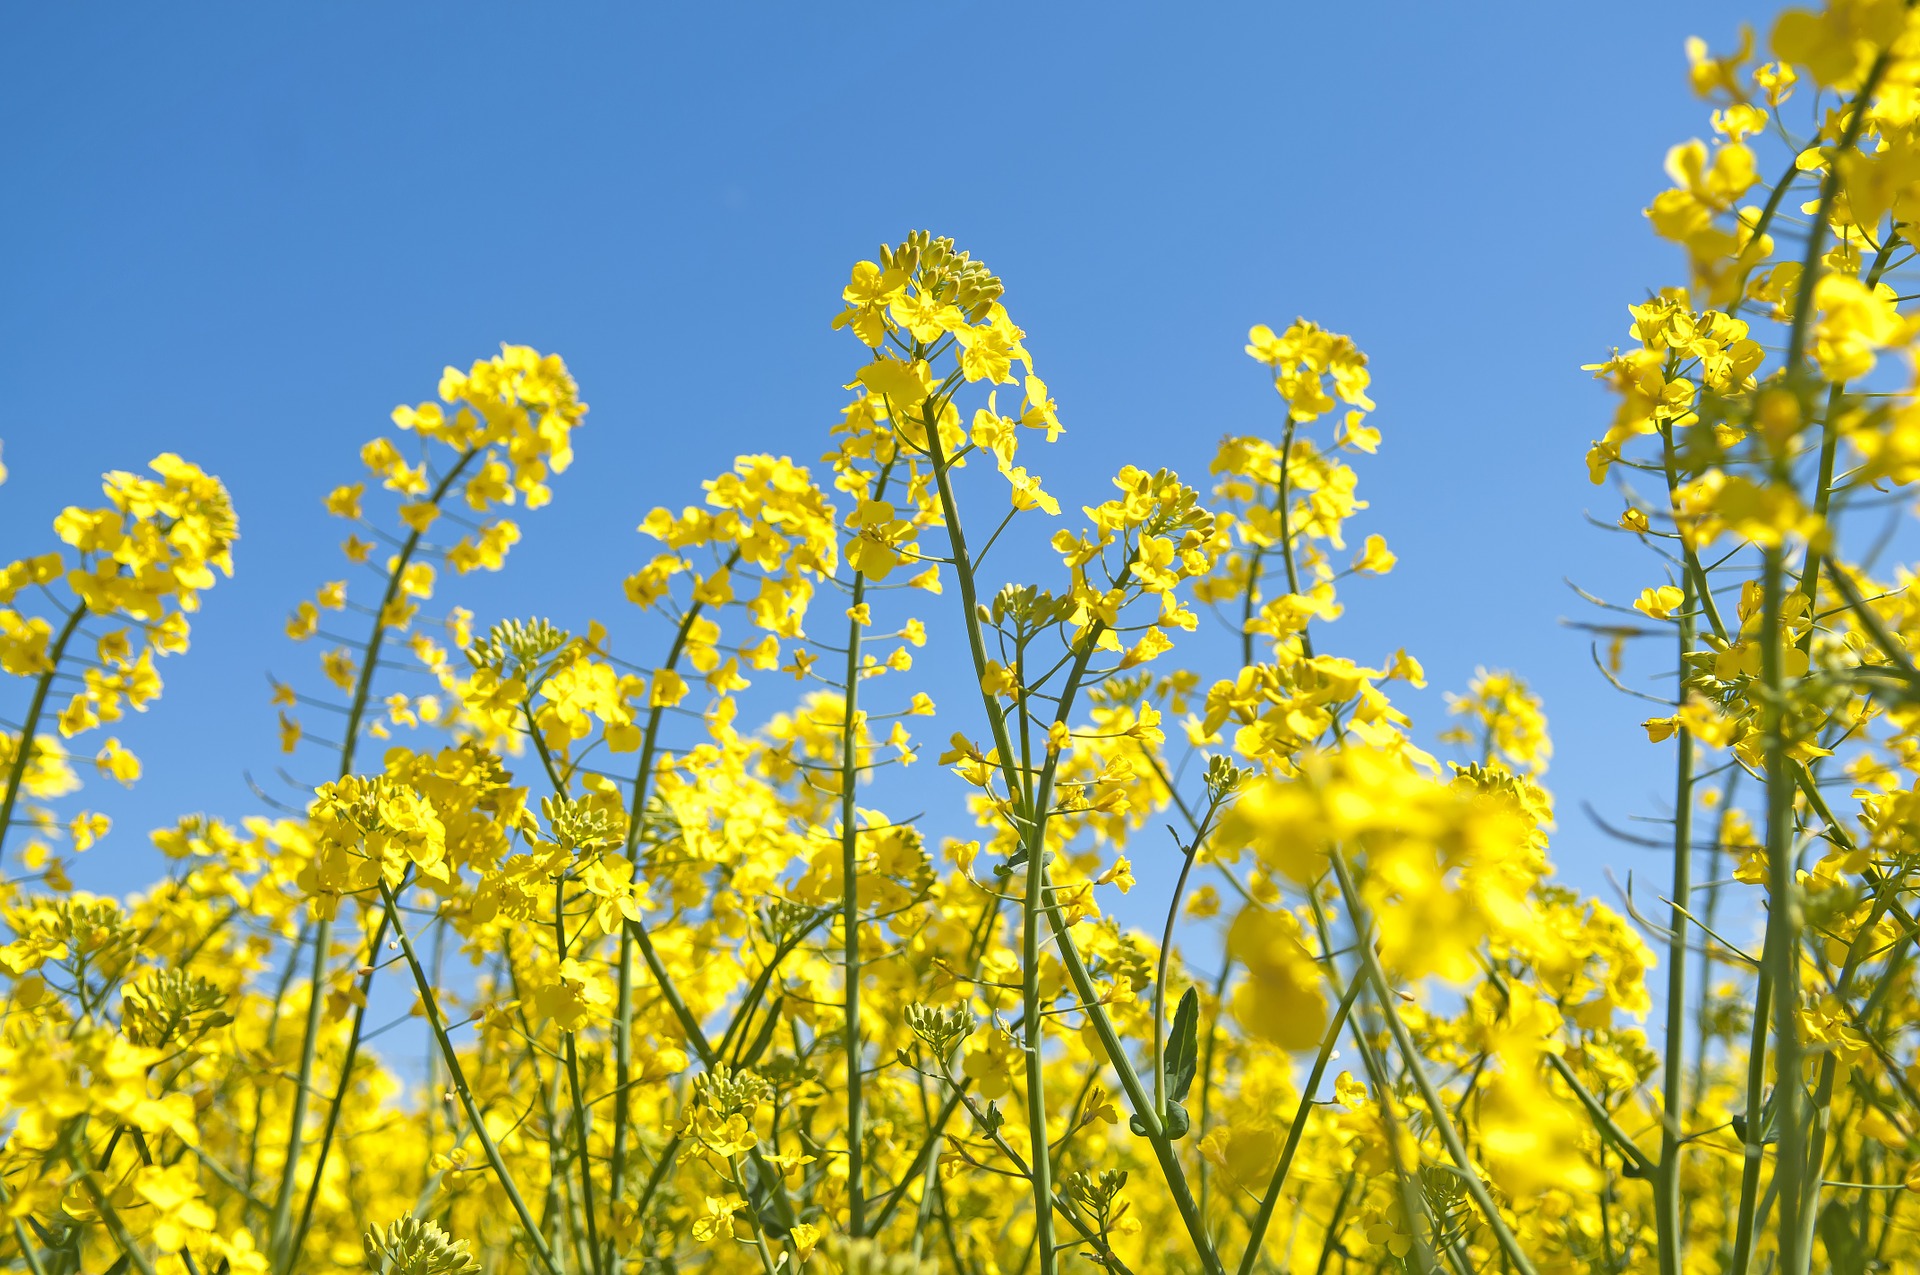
<box><xmin>10</xmin><ymin>10</ymin><xmax>1920</xmax><ymax>1273</ymax></box>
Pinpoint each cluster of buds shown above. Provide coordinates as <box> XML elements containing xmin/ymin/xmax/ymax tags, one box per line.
<box><xmin>879</xmin><ymin>231</ymin><xmax>1004</xmax><ymax>323</ymax></box>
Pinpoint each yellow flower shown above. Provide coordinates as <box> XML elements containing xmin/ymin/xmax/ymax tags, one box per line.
<box><xmin>689</xmin><ymin>1195</ymin><xmax>744</xmax><ymax>1243</ymax></box>
<box><xmin>130</xmin><ymin>1163</ymin><xmax>216</xmax><ymax>1252</ymax></box>
<box><xmin>1634</xmin><ymin>584</ymin><xmax>1685</xmax><ymax>619</ymax></box>
<box><xmin>533</xmin><ymin>959</ymin><xmax>611</xmax><ymax>1032</ymax></box>
<box><xmin>1225</xmin><ymin>904</ymin><xmax>1327</xmax><ymax>1051</ymax></box>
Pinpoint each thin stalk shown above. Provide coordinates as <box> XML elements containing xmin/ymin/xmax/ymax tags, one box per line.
<box><xmin>916</xmin><ymin>383</ymin><xmax>1056</xmax><ymax>1273</ymax></box>
<box><xmin>1763</xmin><ymin>74</ymin><xmax>1895</xmax><ymax>1272</ymax></box>
<box><xmin>1727</xmin><ymin>957</ymin><xmax>1776</xmax><ymax>1273</ymax></box>
<box><xmin>934</xmin><ymin>1060</ymin><xmax>1136</xmax><ymax>1275</ymax></box>
<box><xmin>1017</xmin><ymin>766</ymin><xmax>1056</xmax><ymax>1273</ymax></box>
<box><xmin>1658</xmin><ymin>420</ymin><xmax>1728</xmax><ymax>643</ymax></box>
<box><xmin>288</xmin><ymin>905</ymin><xmax>397</xmax><ymax>1254</ymax></box>
<box><xmin>556</xmin><ymin>884</ymin><xmax>605</xmax><ymax>1275</ymax></box>
<box><xmin>867</xmin><ymin>1085</ymin><xmax>970</xmax><ymax>1233</ymax></box>
<box><xmin>1782</xmin><ymin>48</ymin><xmax>1896</xmax><ymax>383</ymax></box>
<box><xmin>67</xmin><ymin>1155</ymin><xmax>161</xmax><ymax>1275</ymax></box>
<box><xmin>270</xmin><ymin>444</ymin><xmax>482</xmax><ymax>1273</ymax></box>
<box><xmin>1306</xmin><ymin>888</ymin><xmax>1439</xmax><ymax>1275</ymax></box>
<box><xmin>1153</xmin><ymin>809</ymin><xmax>1215</xmax><ymax>1121</ymax></box>
<box><xmin>622</xmin><ymin>912</ymin><xmax>801</xmax><ymax>1230</ymax></box>
<box><xmin>267</xmin><ymin>913</ymin><xmax>333</xmax><ymax>1269</ymax></box>
<box><xmin>1194</xmin><ymin>954</ymin><xmax>1233</xmax><ymax>1222</ymax></box>
<box><xmin>0</xmin><ymin>603</ymin><xmax>86</xmax><ymax>871</ymax></box>
<box><xmin>1761</xmin><ymin>545</ymin><xmax>1811</xmax><ymax>1275</ymax></box>
<box><xmin>1041</xmin><ymin>894</ymin><xmax>1227</xmax><ymax>1275</ymax></box>
<box><xmin>1693</xmin><ymin>778</ymin><xmax>1736</xmax><ymax>1114</ymax></box>
<box><xmin>727</xmin><ymin>1156</ymin><xmax>784</xmax><ymax>1275</ymax></box>
<box><xmin>920</xmin><ymin>359</ymin><xmax>1221</xmax><ymax>1275</ymax></box>
<box><xmin>1236</xmin><ymin>973</ymin><xmax>1364</xmax><ymax>1275</ymax></box>
<box><xmin>0</xmin><ymin>1179</ymin><xmax>50</xmax><ymax>1275</ymax></box>
<box><xmin>610</xmin><ymin>550</ymin><xmax>738</xmax><ymax>1218</ymax></box>
<box><xmin>1310</xmin><ymin>1172</ymin><xmax>1359</xmax><ymax>1275</ymax></box>
<box><xmin>379</xmin><ymin>879</ymin><xmax>561</xmax><ymax>1275</ymax></box>
<box><xmin>1329</xmin><ymin>852</ymin><xmax>1540</xmax><ymax>1275</ymax></box>
<box><xmin>1783</xmin><ymin>791</ymin><xmax>1906</xmax><ymax>1265</ymax></box>
<box><xmin>840</xmin><ymin>462</ymin><xmax>893</xmax><ymax>1235</ymax></box>
<box><xmin>1655</xmin><ymin>570</ymin><xmax>1698</xmax><ymax>1275</ymax></box>
<box><xmin>246</xmin><ymin>915</ymin><xmax>311</xmax><ymax>1202</ymax></box>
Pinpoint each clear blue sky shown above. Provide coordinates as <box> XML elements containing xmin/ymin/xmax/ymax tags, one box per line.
<box><xmin>2</xmin><ymin>3</ymin><xmax>1777</xmax><ymax>917</ymax></box>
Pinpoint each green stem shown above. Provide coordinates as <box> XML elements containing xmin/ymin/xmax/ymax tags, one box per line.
<box><xmin>556</xmin><ymin>883</ymin><xmax>605</xmax><ymax>1275</ymax></box>
<box><xmin>915</xmin><ymin>384</ymin><xmax>1057</xmax><ymax>1272</ymax></box>
<box><xmin>1306</xmin><ymin>888</ymin><xmax>1439</xmax><ymax>1275</ymax></box>
<box><xmin>267</xmin><ymin>913</ymin><xmax>332</xmax><ymax>1269</ymax></box>
<box><xmin>1194</xmin><ymin>954</ymin><xmax>1233</xmax><ymax>1222</ymax></box>
<box><xmin>1782</xmin><ymin>48</ymin><xmax>1896</xmax><ymax>382</ymax></box>
<box><xmin>1310</xmin><ymin>1172</ymin><xmax>1358</xmax><ymax>1275</ymax></box>
<box><xmin>919</xmin><ymin>360</ymin><xmax>1220</xmax><ymax>1275</ymax></box>
<box><xmin>379</xmin><ymin>879</ymin><xmax>561</xmax><ymax>1275</ymax></box>
<box><xmin>867</xmin><ymin>1085</ymin><xmax>970</xmax><ymax>1233</ymax></box>
<box><xmin>1235</xmin><ymin>973</ymin><xmax>1364</xmax><ymax>1275</ymax></box>
<box><xmin>1238</xmin><ymin>543</ymin><xmax>1266</xmax><ymax>670</ymax></box>
<box><xmin>726</xmin><ymin>1156</ymin><xmax>784</xmax><ymax>1275</ymax></box>
<box><xmin>288</xmin><ymin>905</ymin><xmax>397</xmax><ymax>1254</ymax></box>
<box><xmin>1761</xmin><ymin>92</ymin><xmax>1897</xmax><ymax>1273</ymax></box>
<box><xmin>67</xmin><ymin>1153</ymin><xmax>161</xmax><ymax>1275</ymax></box>
<box><xmin>1655</xmin><ymin>571</ymin><xmax>1698</xmax><ymax>1275</ymax></box>
<box><xmin>1040</xmin><ymin>896</ymin><xmax>1226</xmax><ymax>1275</ymax></box>
<box><xmin>1017</xmin><ymin>773</ymin><xmax>1056</xmax><ymax>1273</ymax></box>
<box><xmin>271</xmin><ymin>445</ymin><xmax>482</xmax><ymax>1273</ymax></box>
<box><xmin>1658</xmin><ymin>419</ymin><xmax>1728</xmax><ymax>643</ymax></box>
<box><xmin>1153</xmin><ymin>805</ymin><xmax>1216</xmax><ymax>1123</ymax></box>
<box><xmin>1796</xmin><ymin>237</ymin><xmax>1899</xmax><ymax>643</ymax></box>
<box><xmin>1761</xmin><ymin>544</ymin><xmax>1811</xmax><ymax>1275</ymax></box>
<box><xmin>0</xmin><ymin>1178</ymin><xmax>50</xmax><ymax>1275</ymax></box>
<box><xmin>1728</xmin><ymin>956</ymin><xmax>1776</xmax><ymax>1273</ymax></box>
<box><xmin>840</xmin><ymin>462</ymin><xmax>892</xmax><ymax>1235</ymax></box>
<box><xmin>1328</xmin><ymin>852</ymin><xmax>1539</xmax><ymax>1275</ymax></box>
<box><xmin>610</xmin><ymin>549</ymin><xmax>738</xmax><ymax>1219</ymax></box>
<box><xmin>936</xmin><ymin>1061</ymin><xmax>1135</xmax><ymax>1274</ymax></box>
<box><xmin>0</xmin><ymin>602</ymin><xmax>86</xmax><ymax>871</ymax></box>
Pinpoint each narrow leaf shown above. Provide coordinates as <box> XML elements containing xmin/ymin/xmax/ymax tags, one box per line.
<box><xmin>1164</xmin><ymin>985</ymin><xmax>1200</xmax><ymax>1103</ymax></box>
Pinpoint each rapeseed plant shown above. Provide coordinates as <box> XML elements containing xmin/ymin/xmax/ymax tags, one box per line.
<box><xmin>8</xmin><ymin>5</ymin><xmax>1920</xmax><ymax>1272</ymax></box>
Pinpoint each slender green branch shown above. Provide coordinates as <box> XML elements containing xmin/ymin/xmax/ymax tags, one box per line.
<box><xmin>611</xmin><ymin>548</ymin><xmax>740</xmax><ymax>1219</ymax></box>
<box><xmin>1235</xmin><ymin>973</ymin><xmax>1363</xmax><ymax>1275</ymax></box>
<box><xmin>66</xmin><ymin>1151</ymin><xmax>161</xmax><ymax>1275</ymax></box>
<box><xmin>1328</xmin><ymin>852</ymin><xmax>1540</xmax><ymax>1275</ymax></box>
<box><xmin>0</xmin><ymin>602</ymin><xmax>86</xmax><ymax>872</ymax></box>
<box><xmin>379</xmin><ymin>879</ymin><xmax>562</xmax><ymax>1275</ymax></box>
<box><xmin>1656</xmin><ymin>571</ymin><xmax>1699</xmax><ymax>1275</ymax></box>
<box><xmin>1760</xmin><ymin>544</ymin><xmax>1812</xmax><ymax>1275</ymax></box>
<box><xmin>916</xmin><ymin>378</ymin><xmax>1060</xmax><ymax>1273</ymax></box>
<box><xmin>271</xmin><ymin>444</ymin><xmax>483</xmax><ymax>1273</ymax></box>
<box><xmin>556</xmin><ymin>883</ymin><xmax>606</xmax><ymax>1275</ymax></box>
<box><xmin>840</xmin><ymin>461</ymin><xmax>893</xmax><ymax>1235</ymax></box>
<box><xmin>1728</xmin><ymin>954</ymin><xmax>1776</xmax><ymax>1273</ymax></box>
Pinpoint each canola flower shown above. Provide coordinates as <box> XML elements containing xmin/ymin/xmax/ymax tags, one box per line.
<box><xmin>9</xmin><ymin>6</ymin><xmax>1920</xmax><ymax>1272</ymax></box>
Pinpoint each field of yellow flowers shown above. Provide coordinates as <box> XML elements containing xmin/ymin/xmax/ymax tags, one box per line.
<box><xmin>8</xmin><ymin>3</ymin><xmax>1920</xmax><ymax>1272</ymax></box>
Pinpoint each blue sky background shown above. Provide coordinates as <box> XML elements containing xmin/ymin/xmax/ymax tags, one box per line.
<box><xmin>2</xmin><ymin>3</ymin><xmax>1784</xmax><ymax>932</ymax></box>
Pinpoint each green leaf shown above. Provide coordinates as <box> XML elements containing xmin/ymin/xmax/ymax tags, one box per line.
<box><xmin>1164</xmin><ymin>985</ymin><xmax>1200</xmax><ymax>1103</ymax></box>
<box><xmin>1819</xmin><ymin>1201</ymin><xmax>1866</xmax><ymax>1275</ymax></box>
